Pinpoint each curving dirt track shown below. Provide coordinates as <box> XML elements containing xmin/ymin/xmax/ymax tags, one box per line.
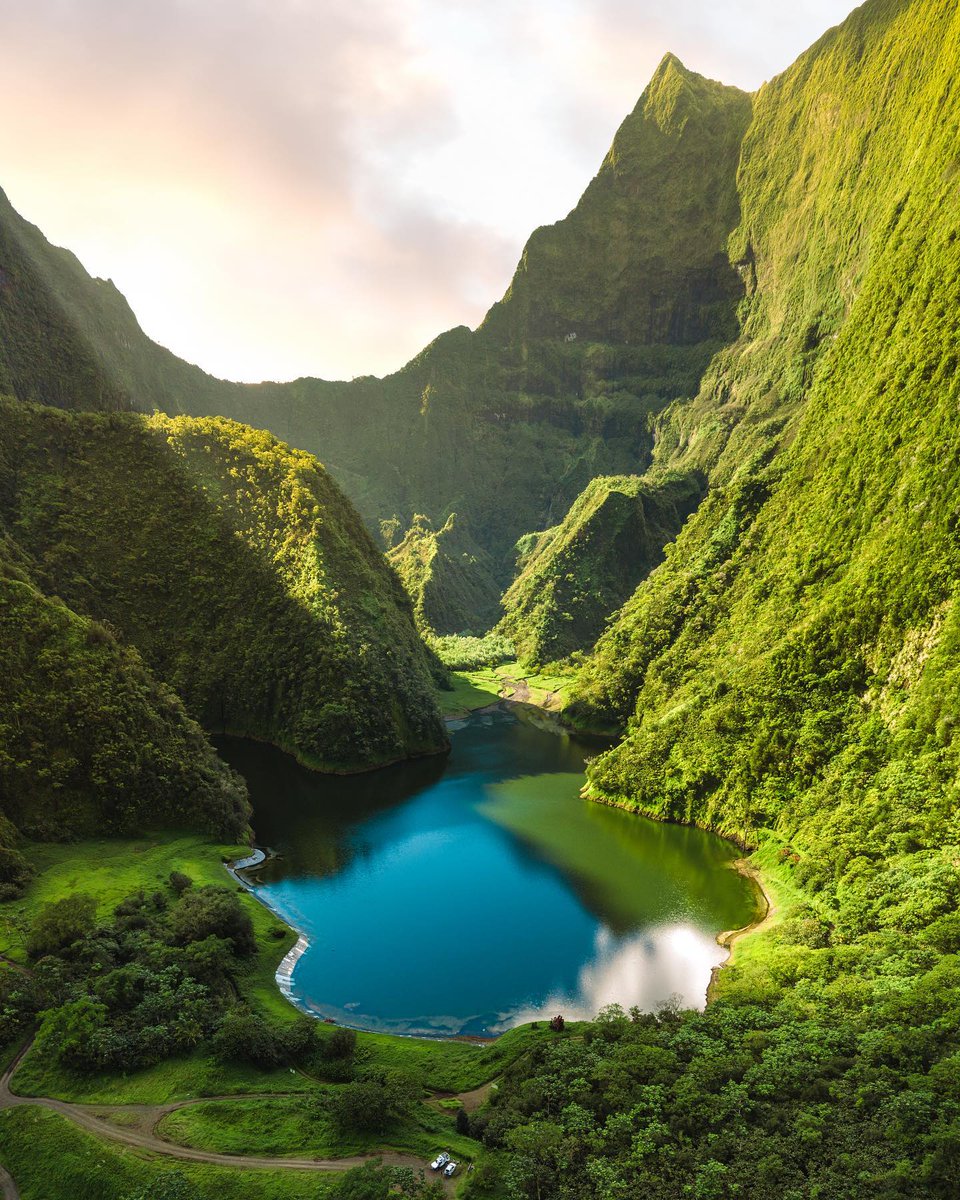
<box><xmin>0</xmin><ymin>1039</ymin><xmax>458</xmax><ymax>1193</ymax></box>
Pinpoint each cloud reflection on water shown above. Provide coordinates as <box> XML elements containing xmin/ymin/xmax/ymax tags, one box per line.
<box><xmin>489</xmin><ymin>922</ymin><xmax>724</xmax><ymax>1033</ymax></box>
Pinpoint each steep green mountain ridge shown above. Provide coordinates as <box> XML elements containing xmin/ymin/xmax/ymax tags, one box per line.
<box><xmin>499</xmin><ymin>471</ymin><xmax>703</xmax><ymax>664</ymax></box>
<box><xmin>0</xmin><ymin>401</ymin><xmax>446</xmax><ymax>795</ymax></box>
<box><xmin>385</xmin><ymin>513</ymin><xmax>501</xmax><ymax>637</ymax></box>
<box><xmin>0</xmin><ymin>531</ymin><xmax>250</xmax><ymax>852</ymax></box>
<box><xmin>0</xmin><ymin>60</ymin><xmax>752</xmax><ymax>596</ymax></box>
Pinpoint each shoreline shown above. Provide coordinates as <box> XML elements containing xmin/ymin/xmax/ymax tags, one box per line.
<box><xmin>706</xmin><ymin>859</ymin><xmax>775</xmax><ymax>1002</ymax></box>
<box><xmin>225</xmin><ymin>850</ymin><xmax>492</xmax><ymax>1042</ymax></box>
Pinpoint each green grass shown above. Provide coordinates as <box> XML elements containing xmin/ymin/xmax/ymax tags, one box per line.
<box><xmin>0</xmin><ymin>833</ymin><xmax>298</xmax><ymax>1019</ymax></box>
<box><xmin>435</xmin><ymin>669</ymin><xmax>503</xmax><ymax>717</ymax></box>
<box><xmin>353</xmin><ymin>1023</ymin><xmax>550</xmax><ymax>1094</ymax></box>
<box><xmin>157</xmin><ymin>1093</ymin><xmax>479</xmax><ymax>1162</ymax></box>
<box><xmin>436</xmin><ymin>662</ymin><xmax>576</xmax><ymax>720</ymax></box>
<box><xmin>0</xmin><ymin>1107</ymin><xmax>347</xmax><ymax>1200</ymax></box>
<box><xmin>12</xmin><ymin>1044</ymin><xmax>315</xmax><ymax>1106</ymax></box>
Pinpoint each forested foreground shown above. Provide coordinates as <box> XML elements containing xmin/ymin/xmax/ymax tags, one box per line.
<box><xmin>460</xmin><ymin>846</ymin><xmax>960</xmax><ymax>1199</ymax></box>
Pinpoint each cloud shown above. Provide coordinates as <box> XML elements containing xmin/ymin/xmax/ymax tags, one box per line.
<box><xmin>0</xmin><ymin>0</ymin><xmax>858</xmax><ymax>382</ymax></box>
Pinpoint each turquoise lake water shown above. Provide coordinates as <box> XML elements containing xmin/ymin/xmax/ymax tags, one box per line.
<box><xmin>217</xmin><ymin>709</ymin><xmax>759</xmax><ymax>1037</ymax></box>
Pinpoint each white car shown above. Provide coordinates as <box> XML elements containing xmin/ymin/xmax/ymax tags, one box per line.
<box><xmin>430</xmin><ymin>1152</ymin><xmax>451</xmax><ymax>1171</ymax></box>
<box><xmin>443</xmin><ymin>1161</ymin><xmax>458</xmax><ymax>1178</ymax></box>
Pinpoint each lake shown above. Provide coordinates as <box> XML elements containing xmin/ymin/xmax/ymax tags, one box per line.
<box><xmin>217</xmin><ymin>708</ymin><xmax>760</xmax><ymax>1037</ymax></box>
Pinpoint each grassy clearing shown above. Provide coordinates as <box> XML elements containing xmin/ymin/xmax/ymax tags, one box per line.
<box><xmin>0</xmin><ymin>832</ymin><xmax>299</xmax><ymax>1021</ymax></box>
<box><xmin>437</xmin><ymin>661</ymin><xmax>576</xmax><ymax>719</ymax></box>
<box><xmin>435</xmin><ymin>669</ymin><xmax>503</xmax><ymax>717</ymax></box>
<box><xmin>157</xmin><ymin>1093</ymin><xmax>479</xmax><ymax>1162</ymax></box>
<box><xmin>0</xmin><ymin>1106</ymin><xmax>346</xmax><ymax>1200</ymax></box>
<box><xmin>12</xmin><ymin>1043</ymin><xmax>315</xmax><ymax>1106</ymax></box>
<box><xmin>354</xmin><ymin>1023</ymin><xmax>548</xmax><ymax>1094</ymax></box>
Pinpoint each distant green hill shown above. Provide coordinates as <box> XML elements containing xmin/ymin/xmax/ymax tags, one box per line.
<box><xmin>386</xmin><ymin>513</ymin><xmax>501</xmax><ymax>637</ymax></box>
<box><xmin>499</xmin><ymin>472</ymin><xmax>703</xmax><ymax>665</ymax></box>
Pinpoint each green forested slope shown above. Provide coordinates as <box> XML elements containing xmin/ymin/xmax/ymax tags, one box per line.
<box><xmin>456</xmin><ymin>6</ymin><xmax>960</xmax><ymax>1195</ymax></box>
<box><xmin>499</xmin><ymin>472</ymin><xmax>703</xmax><ymax>665</ymax></box>
<box><xmin>0</xmin><ymin>535</ymin><xmax>250</xmax><ymax>849</ymax></box>
<box><xmin>0</xmin><ymin>402</ymin><xmax>446</xmax><ymax>776</ymax></box>
<box><xmin>386</xmin><ymin>513</ymin><xmax>501</xmax><ymax>637</ymax></box>
<box><xmin>573</xmin><ymin>0</ymin><xmax>960</xmax><ymax>835</ymax></box>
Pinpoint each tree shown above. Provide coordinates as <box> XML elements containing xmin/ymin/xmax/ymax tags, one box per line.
<box><xmin>211</xmin><ymin>1006</ymin><xmax>279</xmax><ymax>1068</ymax></box>
<box><xmin>326</xmin><ymin>1025</ymin><xmax>357</xmax><ymax>1060</ymax></box>
<box><xmin>168</xmin><ymin>885</ymin><xmax>255</xmax><ymax>955</ymax></box>
<box><xmin>26</xmin><ymin>894</ymin><xmax>96</xmax><ymax>958</ymax></box>
<box><xmin>328</xmin><ymin>1070</ymin><xmax>421</xmax><ymax>1134</ymax></box>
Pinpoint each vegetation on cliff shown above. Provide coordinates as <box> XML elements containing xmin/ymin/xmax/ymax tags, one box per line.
<box><xmin>386</xmin><ymin>513</ymin><xmax>501</xmax><ymax>637</ymax></box>
<box><xmin>0</xmin><ymin>60</ymin><xmax>753</xmax><ymax>606</ymax></box>
<box><xmin>499</xmin><ymin>472</ymin><xmax>703</xmax><ymax>665</ymax></box>
<box><xmin>0</xmin><ymin>542</ymin><xmax>249</xmax><ymax>849</ymax></box>
<box><xmin>3</xmin><ymin>0</ymin><xmax>960</xmax><ymax>1196</ymax></box>
<box><xmin>454</xmin><ymin>3</ymin><xmax>960</xmax><ymax>1194</ymax></box>
<box><xmin>0</xmin><ymin>401</ymin><xmax>446</xmax><ymax>777</ymax></box>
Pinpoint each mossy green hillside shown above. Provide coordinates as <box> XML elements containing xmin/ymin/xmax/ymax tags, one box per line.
<box><xmin>386</xmin><ymin>513</ymin><xmax>501</xmax><ymax>637</ymax></box>
<box><xmin>0</xmin><ymin>546</ymin><xmax>249</xmax><ymax>845</ymax></box>
<box><xmin>572</xmin><ymin>0</ymin><xmax>960</xmax><ymax>843</ymax></box>
<box><xmin>499</xmin><ymin>471</ymin><xmax>703</xmax><ymax>665</ymax></box>
<box><xmin>0</xmin><ymin>401</ymin><xmax>446</xmax><ymax>774</ymax></box>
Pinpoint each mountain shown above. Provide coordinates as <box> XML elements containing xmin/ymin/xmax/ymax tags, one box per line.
<box><xmin>498</xmin><ymin>471</ymin><xmax>703</xmax><ymax>665</ymax></box>
<box><xmin>0</xmin><ymin>60</ymin><xmax>752</xmax><ymax>603</ymax></box>
<box><xmin>0</xmin><ymin>532</ymin><xmax>250</xmax><ymax>854</ymax></box>
<box><xmin>0</xmin><ymin>401</ymin><xmax>446</xmax><ymax>776</ymax></box>
<box><xmin>571</xmin><ymin>0</ymin><xmax>960</xmax><ymax>855</ymax></box>
<box><xmin>5</xmin><ymin>0</ymin><xmax>960</xmax><ymax>1194</ymax></box>
<box><xmin>386</xmin><ymin>513</ymin><xmax>501</xmax><ymax>637</ymax></box>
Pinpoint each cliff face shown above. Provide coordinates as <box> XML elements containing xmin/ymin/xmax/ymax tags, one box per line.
<box><xmin>570</xmin><ymin>0</ymin><xmax>960</xmax><ymax>871</ymax></box>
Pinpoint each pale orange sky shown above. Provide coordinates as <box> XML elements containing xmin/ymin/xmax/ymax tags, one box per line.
<box><xmin>0</xmin><ymin>1</ymin><xmax>858</xmax><ymax>383</ymax></box>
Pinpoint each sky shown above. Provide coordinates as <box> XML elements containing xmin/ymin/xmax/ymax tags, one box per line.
<box><xmin>0</xmin><ymin>1</ymin><xmax>859</xmax><ymax>384</ymax></box>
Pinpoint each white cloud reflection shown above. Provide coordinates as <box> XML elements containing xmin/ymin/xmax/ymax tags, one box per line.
<box><xmin>489</xmin><ymin>922</ymin><xmax>725</xmax><ymax>1033</ymax></box>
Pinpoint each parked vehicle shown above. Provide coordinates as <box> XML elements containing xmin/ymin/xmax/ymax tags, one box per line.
<box><xmin>430</xmin><ymin>1151</ymin><xmax>451</xmax><ymax>1171</ymax></box>
<box><xmin>443</xmin><ymin>1161</ymin><xmax>458</xmax><ymax>1178</ymax></box>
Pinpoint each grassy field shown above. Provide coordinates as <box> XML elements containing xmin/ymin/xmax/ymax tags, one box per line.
<box><xmin>157</xmin><ymin>1092</ymin><xmax>479</xmax><ymax>1162</ymax></box>
<box><xmin>435</xmin><ymin>669</ymin><xmax>503</xmax><ymax>717</ymax></box>
<box><xmin>437</xmin><ymin>662</ymin><xmax>575</xmax><ymax>719</ymax></box>
<box><xmin>0</xmin><ymin>832</ymin><xmax>300</xmax><ymax>1023</ymax></box>
<box><xmin>0</xmin><ymin>1106</ymin><xmax>349</xmax><ymax>1200</ymax></box>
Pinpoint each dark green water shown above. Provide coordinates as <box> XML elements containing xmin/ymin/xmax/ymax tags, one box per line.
<box><xmin>218</xmin><ymin>710</ymin><xmax>759</xmax><ymax>1037</ymax></box>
